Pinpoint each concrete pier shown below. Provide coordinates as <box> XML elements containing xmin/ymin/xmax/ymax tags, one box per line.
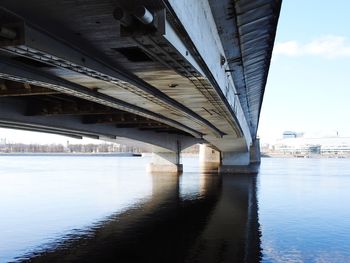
<box><xmin>250</xmin><ymin>139</ymin><xmax>261</xmax><ymax>164</ymax></box>
<box><xmin>199</xmin><ymin>144</ymin><xmax>221</xmax><ymax>173</ymax></box>
<box><xmin>147</xmin><ymin>151</ymin><xmax>183</xmax><ymax>174</ymax></box>
<box><xmin>218</xmin><ymin>140</ymin><xmax>261</xmax><ymax>174</ymax></box>
<box><xmin>199</xmin><ymin>140</ymin><xmax>261</xmax><ymax>174</ymax></box>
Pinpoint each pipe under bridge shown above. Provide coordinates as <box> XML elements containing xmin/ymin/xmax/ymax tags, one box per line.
<box><xmin>0</xmin><ymin>0</ymin><xmax>281</xmax><ymax>173</ymax></box>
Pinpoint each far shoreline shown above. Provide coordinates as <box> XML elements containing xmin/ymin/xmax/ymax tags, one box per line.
<box><xmin>0</xmin><ymin>152</ymin><xmax>141</xmax><ymax>157</ymax></box>
<box><xmin>262</xmin><ymin>153</ymin><xmax>350</xmax><ymax>159</ymax></box>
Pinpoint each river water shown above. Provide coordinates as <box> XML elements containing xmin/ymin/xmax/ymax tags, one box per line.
<box><xmin>0</xmin><ymin>156</ymin><xmax>350</xmax><ymax>262</ymax></box>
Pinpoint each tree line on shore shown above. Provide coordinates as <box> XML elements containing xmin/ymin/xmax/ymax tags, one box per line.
<box><xmin>0</xmin><ymin>142</ymin><xmax>200</xmax><ymax>154</ymax></box>
<box><xmin>0</xmin><ymin>142</ymin><xmax>140</xmax><ymax>153</ymax></box>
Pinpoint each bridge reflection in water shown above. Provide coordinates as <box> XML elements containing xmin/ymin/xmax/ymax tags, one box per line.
<box><xmin>23</xmin><ymin>173</ymin><xmax>260</xmax><ymax>263</ymax></box>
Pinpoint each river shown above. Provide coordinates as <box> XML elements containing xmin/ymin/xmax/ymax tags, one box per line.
<box><xmin>0</xmin><ymin>156</ymin><xmax>349</xmax><ymax>262</ymax></box>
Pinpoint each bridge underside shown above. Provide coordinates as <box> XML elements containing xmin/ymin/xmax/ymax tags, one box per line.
<box><xmin>0</xmin><ymin>0</ymin><xmax>281</xmax><ymax>173</ymax></box>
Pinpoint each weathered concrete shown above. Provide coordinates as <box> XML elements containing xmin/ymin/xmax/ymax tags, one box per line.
<box><xmin>219</xmin><ymin>139</ymin><xmax>261</xmax><ymax>174</ymax></box>
<box><xmin>168</xmin><ymin>0</ymin><xmax>252</xmax><ymax>148</ymax></box>
<box><xmin>199</xmin><ymin>144</ymin><xmax>221</xmax><ymax>173</ymax></box>
<box><xmin>250</xmin><ymin>139</ymin><xmax>261</xmax><ymax>164</ymax></box>
<box><xmin>147</xmin><ymin>151</ymin><xmax>183</xmax><ymax>174</ymax></box>
<box><xmin>218</xmin><ymin>164</ymin><xmax>260</xmax><ymax>174</ymax></box>
<box><xmin>222</xmin><ymin>151</ymin><xmax>250</xmax><ymax>166</ymax></box>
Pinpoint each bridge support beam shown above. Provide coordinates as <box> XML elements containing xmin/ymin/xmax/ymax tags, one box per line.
<box><xmin>250</xmin><ymin>139</ymin><xmax>261</xmax><ymax>164</ymax></box>
<box><xmin>199</xmin><ymin>144</ymin><xmax>221</xmax><ymax>173</ymax></box>
<box><xmin>147</xmin><ymin>151</ymin><xmax>183</xmax><ymax>174</ymax></box>
<box><xmin>218</xmin><ymin>139</ymin><xmax>261</xmax><ymax>174</ymax></box>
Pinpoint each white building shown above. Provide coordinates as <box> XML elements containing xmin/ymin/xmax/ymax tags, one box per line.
<box><xmin>274</xmin><ymin>132</ymin><xmax>350</xmax><ymax>157</ymax></box>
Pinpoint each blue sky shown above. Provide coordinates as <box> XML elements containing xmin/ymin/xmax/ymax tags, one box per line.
<box><xmin>0</xmin><ymin>0</ymin><xmax>349</xmax><ymax>144</ymax></box>
<box><xmin>258</xmin><ymin>0</ymin><xmax>350</xmax><ymax>143</ymax></box>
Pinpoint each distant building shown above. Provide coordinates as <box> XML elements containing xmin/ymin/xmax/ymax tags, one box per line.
<box><xmin>0</xmin><ymin>138</ymin><xmax>6</xmax><ymax>145</ymax></box>
<box><xmin>282</xmin><ymin>131</ymin><xmax>304</xmax><ymax>139</ymax></box>
<box><xmin>282</xmin><ymin>131</ymin><xmax>297</xmax><ymax>139</ymax></box>
<box><xmin>266</xmin><ymin>132</ymin><xmax>350</xmax><ymax>157</ymax></box>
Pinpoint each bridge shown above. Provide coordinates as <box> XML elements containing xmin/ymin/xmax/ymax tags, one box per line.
<box><xmin>0</xmin><ymin>0</ymin><xmax>281</xmax><ymax>173</ymax></box>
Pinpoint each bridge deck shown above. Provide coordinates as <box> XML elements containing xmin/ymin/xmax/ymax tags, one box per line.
<box><xmin>0</xmin><ymin>0</ymin><xmax>281</xmax><ymax>153</ymax></box>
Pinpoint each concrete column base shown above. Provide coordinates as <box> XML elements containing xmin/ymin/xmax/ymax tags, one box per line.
<box><xmin>199</xmin><ymin>144</ymin><xmax>221</xmax><ymax>173</ymax></box>
<box><xmin>147</xmin><ymin>163</ymin><xmax>183</xmax><ymax>174</ymax></box>
<box><xmin>219</xmin><ymin>148</ymin><xmax>260</xmax><ymax>174</ymax></box>
<box><xmin>200</xmin><ymin>162</ymin><xmax>221</xmax><ymax>173</ymax></box>
<box><xmin>147</xmin><ymin>151</ymin><xmax>182</xmax><ymax>174</ymax></box>
<box><xmin>218</xmin><ymin>163</ymin><xmax>260</xmax><ymax>174</ymax></box>
<box><xmin>250</xmin><ymin>139</ymin><xmax>261</xmax><ymax>164</ymax></box>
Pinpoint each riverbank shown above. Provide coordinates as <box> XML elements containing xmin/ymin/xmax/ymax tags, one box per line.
<box><xmin>262</xmin><ymin>152</ymin><xmax>350</xmax><ymax>158</ymax></box>
<box><xmin>0</xmin><ymin>152</ymin><xmax>141</xmax><ymax>157</ymax></box>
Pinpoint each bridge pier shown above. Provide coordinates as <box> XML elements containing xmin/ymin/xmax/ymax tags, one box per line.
<box><xmin>147</xmin><ymin>151</ymin><xmax>183</xmax><ymax>174</ymax></box>
<box><xmin>199</xmin><ymin>140</ymin><xmax>261</xmax><ymax>174</ymax></box>
<box><xmin>219</xmin><ymin>139</ymin><xmax>261</xmax><ymax>174</ymax></box>
<box><xmin>199</xmin><ymin>144</ymin><xmax>221</xmax><ymax>173</ymax></box>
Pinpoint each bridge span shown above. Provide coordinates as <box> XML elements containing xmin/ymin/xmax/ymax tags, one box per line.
<box><xmin>0</xmin><ymin>0</ymin><xmax>281</xmax><ymax>173</ymax></box>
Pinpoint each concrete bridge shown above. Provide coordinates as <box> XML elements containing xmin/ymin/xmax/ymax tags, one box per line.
<box><xmin>0</xmin><ymin>0</ymin><xmax>281</xmax><ymax>173</ymax></box>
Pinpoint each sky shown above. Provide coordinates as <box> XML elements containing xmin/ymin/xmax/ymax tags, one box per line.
<box><xmin>0</xmin><ymin>129</ymin><xmax>100</xmax><ymax>145</ymax></box>
<box><xmin>258</xmin><ymin>0</ymin><xmax>350</xmax><ymax>143</ymax></box>
<box><xmin>0</xmin><ymin>0</ymin><xmax>349</xmax><ymax>144</ymax></box>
